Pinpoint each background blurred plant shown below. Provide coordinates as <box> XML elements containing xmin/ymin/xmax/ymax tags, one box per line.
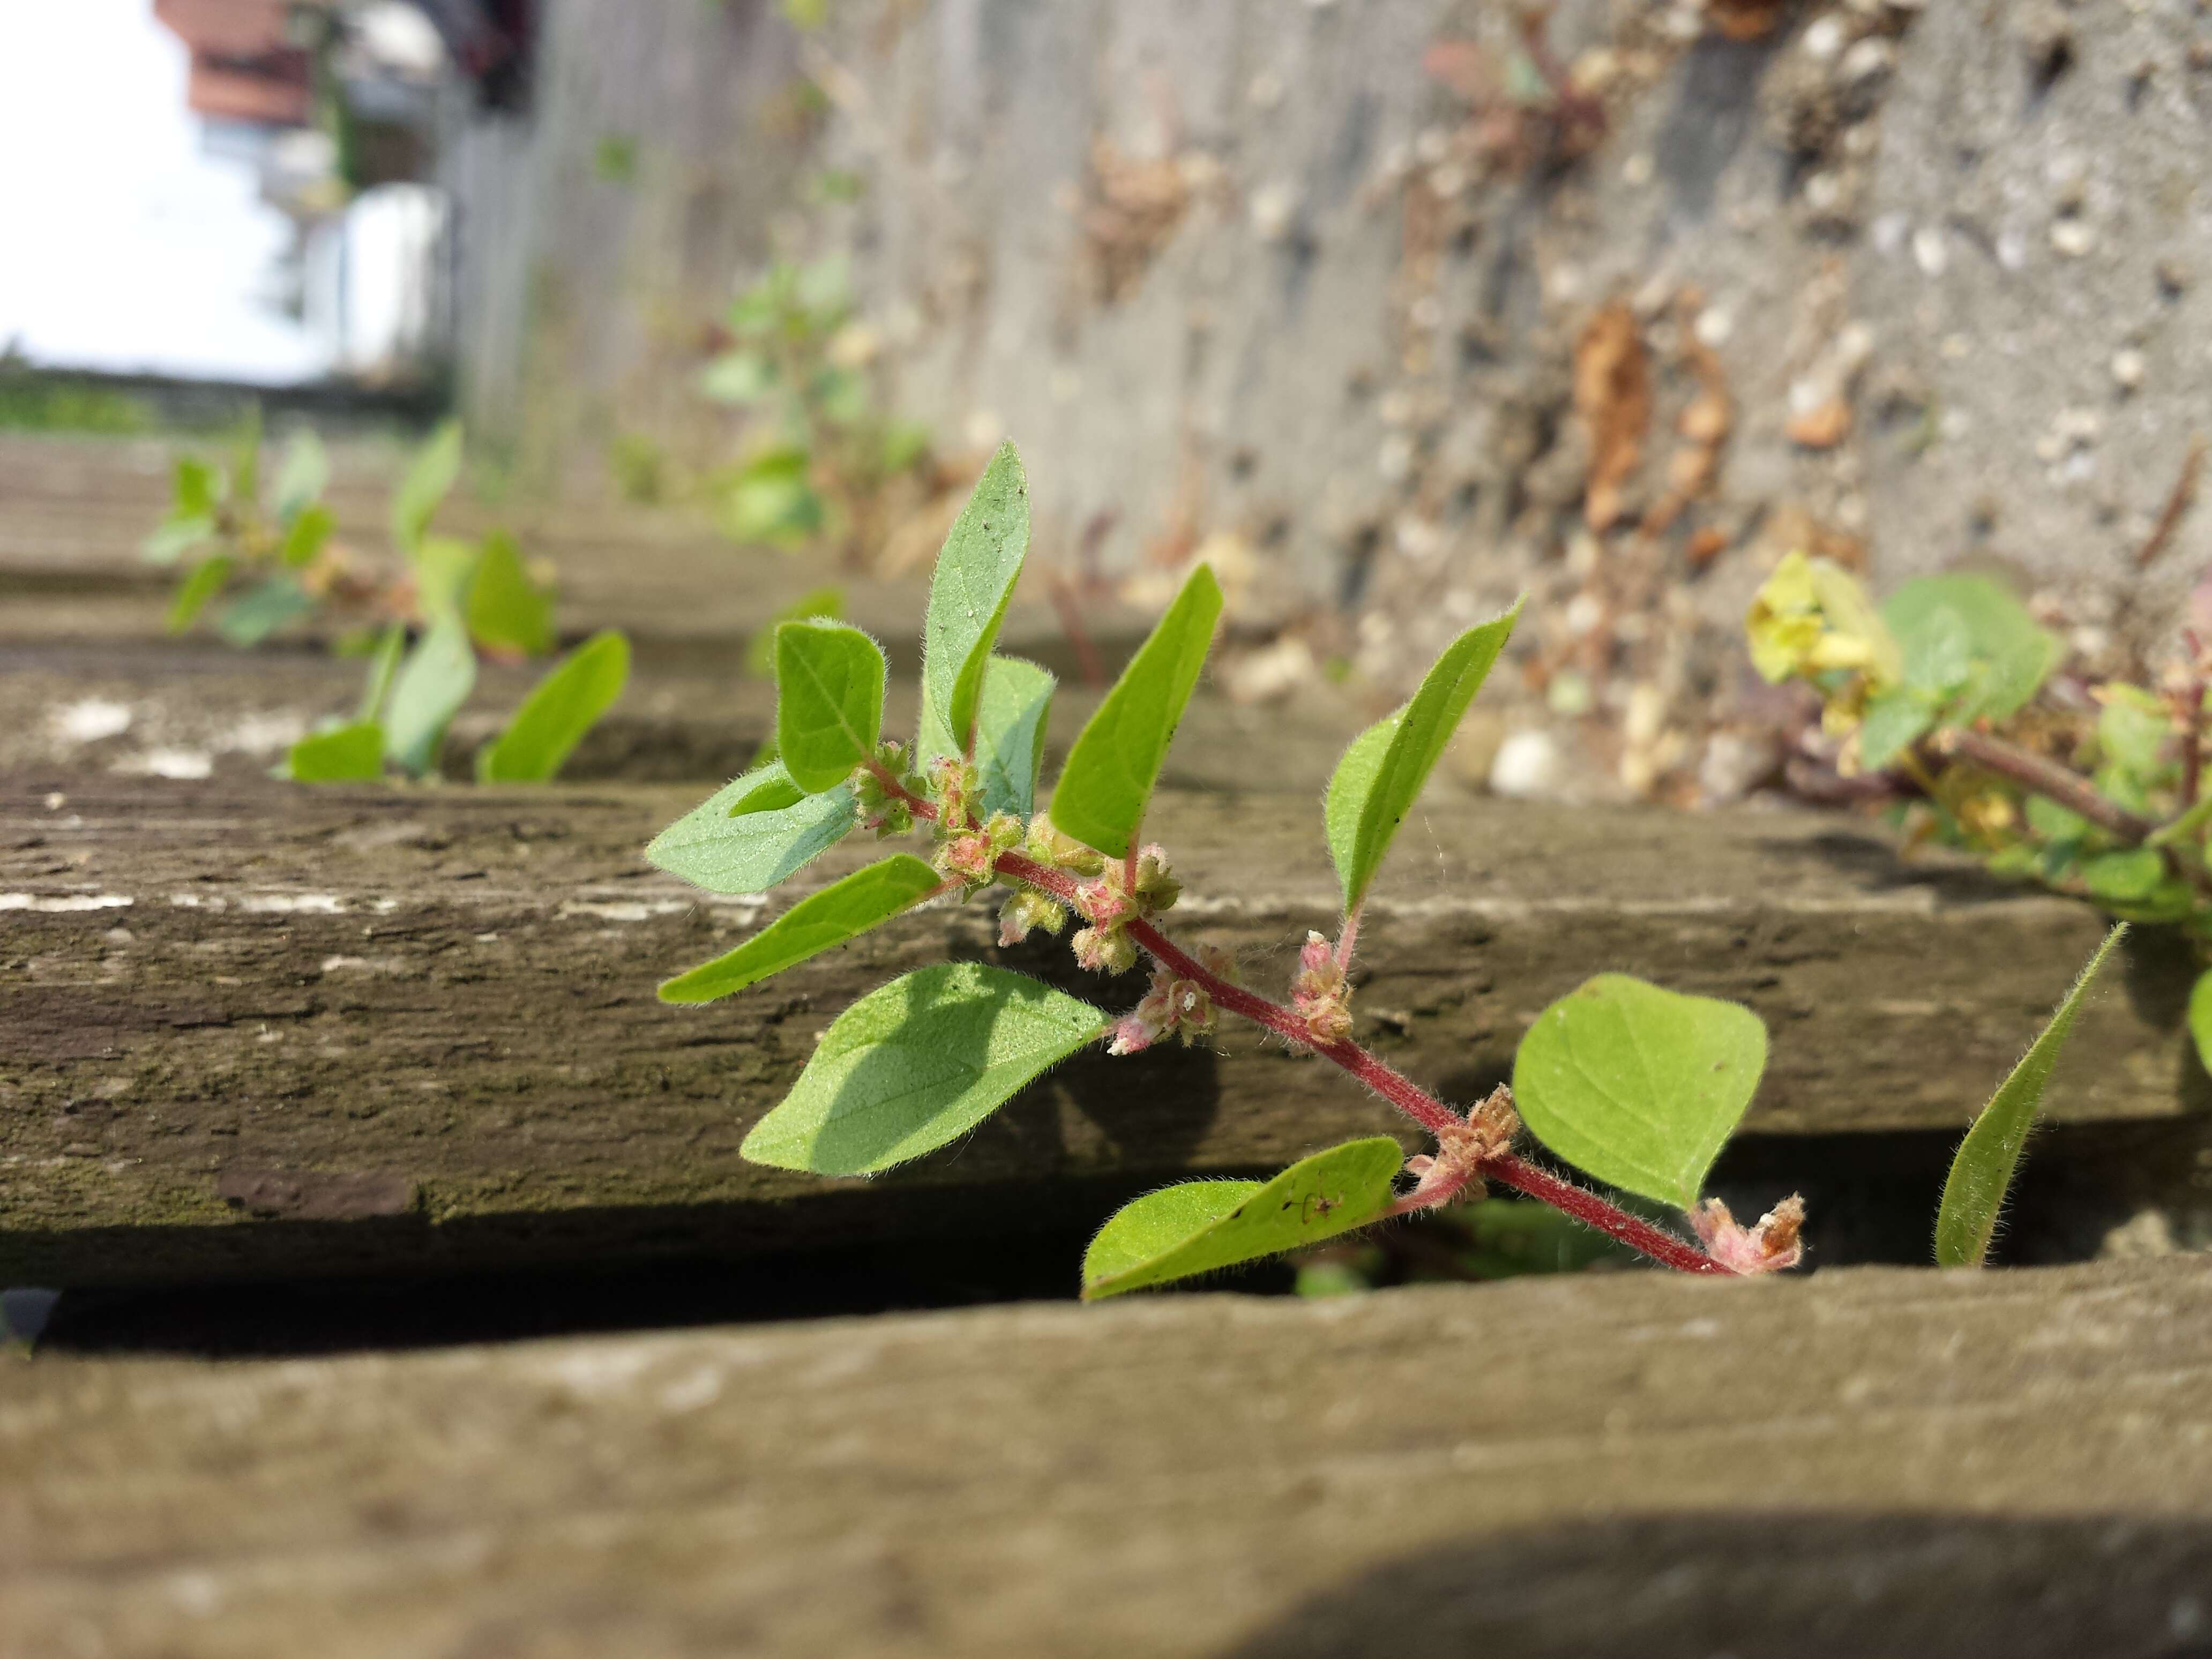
<box><xmin>1748</xmin><ymin>551</ymin><xmax>2212</xmax><ymax>1063</ymax></box>
<box><xmin>145</xmin><ymin>415</ymin><xmax>626</xmax><ymax>786</ymax></box>
<box><xmin>696</xmin><ymin>255</ymin><xmax>935</xmax><ymax>565</ymax></box>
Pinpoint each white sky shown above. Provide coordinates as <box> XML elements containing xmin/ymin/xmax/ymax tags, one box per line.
<box><xmin>0</xmin><ymin>0</ymin><xmax>333</xmax><ymax>382</ymax></box>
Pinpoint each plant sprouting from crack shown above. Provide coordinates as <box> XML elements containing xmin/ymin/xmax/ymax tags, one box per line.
<box><xmin>647</xmin><ymin>444</ymin><xmax>2115</xmax><ymax>1294</ymax></box>
<box><xmin>145</xmin><ymin>414</ymin><xmax>630</xmax><ymax>787</ymax></box>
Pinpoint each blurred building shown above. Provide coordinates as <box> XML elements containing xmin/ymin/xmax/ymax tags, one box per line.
<box><xmin>153</xmin><ymin>0</ymin><xmax>312</xmax><ymax>126</ymax></box>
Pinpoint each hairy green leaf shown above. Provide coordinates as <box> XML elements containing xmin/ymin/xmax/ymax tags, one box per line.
<box><xmin>281</xmin><ymin>720</ymin><xmax>385</xmax><ymax>783</ymax></box>
<box><xmin>973</xmin><ymin>656</ymin><xmax>1056</xmax><ymax>820</ymax></box>
<box><xmin>216</xmin><ymin>575</ymin><xmax>316</xmax><ymax>647</ymax></box>
<box><xmin>165</xmin><ymin>554</ymin><xmax>234</xmax><ymax>633</ymax></box>
<box><xmin>1325</xmin><ymin>598</ymin><xmax>1522</xmax><ymax>911</ymax></box>
<box><xmin>741</xmin><ymin>962</ymin><xmax>1106</xmax><ymax>1175</ymax></box>
<box><xmin>1883</xmin><ymin>574</ymin><xmax>2058</xmax><ymax>724</ymax></box>
<box><xmin>391</xmin><ymin>417</ymin><xmax>462</xmax><ymax>556</ymax></box>
<box><xmin>280</xmin><ymin>502</ymin><xmax>334</xmax><ymax>569</ymax></box>
<box><xmin>271</xmin><ymin>431</ymin><xmax>329</xmax><ymax>522</ymax></box>
<box><xmin>383</xmin><ymin>614</ymin><xmax>477</xmax><ymax>776</ymax></box>
<box><xmin>647</xmin><ymin>761</ymin><xmax>855</xmax><ymax>894</ymax></box>
<box><xmin>659</xmin><ymin>854</ymin><xmax>940</xmax><ymax>1004</ymax></box>
<box><xmin>775</xmin><ymin>619</ymin><xmax>887</xmax><ymax>793</ymax></box>
<box><xmin>1082</xmin><ymin>1138</ymin><xmax>1404</xmax><ymax>1299</ymax></box>
<box><xmin>748</xmin><ymin>586</ymin><xmax>845</xmax><ymax>677</ymax></box>
<box><xmin>1049</xmin><ymin>565</ymin><xmax>1222</xmax><ymax>861</ymax></box>
<box><xmin>476</xmin><ymin>630</ymin><xmax>630</xmax><ymax>783</ymax></box>
<box><xmin>1935</xmin><ymin>925</ymin><xmax>2125</xmax><ymax>1267</ymax></box>
<box><xmin>918</xmin><ymin>441</ymin><xmax>1030</xmax><ymax>760</ymax></box>
<box><xmin>1512</xmin><ymin>974</ymin><xmax>1768</xmax><ymax>1209</ymax></box>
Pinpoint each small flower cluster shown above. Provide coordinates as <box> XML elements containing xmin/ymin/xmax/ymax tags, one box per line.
<box><xmin>1687</xmin><ymin>1194</ymin><xmax>1805</xmax><ymax>1275</ymax></box>
<box><xmin>1108</xmin><ymin>962</ymin><xmax>1217</xmax><ymax>1055</ymax></box>
<box><xmin>1401</xmin><ymin>1085</ymin><xmax>1520</xmax><ymax>1205</ymax></box>
<box><xmin>1289</xmin><ymin>930</ymin><xmax>1353</xmax><ymax>1045</ymax></box>
<box><xmin>1067</xmin><ymin>846</ymin><xmax>1179</xmax><ymax>974</ymax></box>
<box><xmin>851</xmin><ymin>740</ymin><xmax>925</xmax><ymax>836</ymax></box>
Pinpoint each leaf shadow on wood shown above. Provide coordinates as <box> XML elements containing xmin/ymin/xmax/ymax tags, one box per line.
<box><xmin>1211</xmin><ymin>1513</ymin><xmax>2212</xmax><ymax>1659</ymax></box>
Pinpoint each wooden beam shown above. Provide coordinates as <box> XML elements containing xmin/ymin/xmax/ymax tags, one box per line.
<box><xmin>3</xmin><ymin>1259</ymin><xmax>2209</xmax><ymax>1655</ymax></box>
<box><xmin>2</xmin><ymin>772</ymin><xmax>2187</xmax><ymax>1284</ymax></box>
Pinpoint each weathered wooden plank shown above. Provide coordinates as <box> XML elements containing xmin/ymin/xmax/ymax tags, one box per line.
<box><xmin>3</xmin><ymin>768</ymin><xmax>2190</xmax><ymax>1284</ymax></box>
<box><xmin>0</xmin><ymin>639</ymin><xmax>1363</xmax><ymax>791</ymax></box>
<box><xmin>3</xmin><ymin>1259</ymin><xmax>2209</xmax><ymax>1657</ymax></box>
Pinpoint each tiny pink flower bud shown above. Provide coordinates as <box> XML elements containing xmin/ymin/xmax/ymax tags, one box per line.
<box><xmin>1073</xmin><ymin>878</ymin><xmax>1131</xmax><ymax>929</ymax></box>
<box><xmin>997</xmin><ymin>888</ymin><xmax>1065</xmax><ymax>947</ymax></box>
<box><xmin>1289</xmin><ymin>931</ymin><xmax>1353</xmax><ymax>1044</ymax></box>
<box><xmin>1072</xmin><ymin>925</ymin><xmax>1139</xmax><ymax>975</ymax></box>
<box><xmin>1132</xmin><ymin>845</ymin><xmax>1180</xmax><ymax>914</ymax></box>
<box><xmin>1198</xmin><ymin>941</ymin><xmax>1240</xmax><ymax>983</ymax></box>
<box><xmin>936</xmin><ymin>832</ymin><xmax>996</xmax><ymax>886</ymax></box>
<box><xmin>1108</xmin><ymin>1012</ymin><xmax>1159</xmax><ymax>1056</ymax></box>
<box><xmin>1688</xmin><ymin>1194</ymin><xmax>1806</xmax><ymax>1275</ymax></box>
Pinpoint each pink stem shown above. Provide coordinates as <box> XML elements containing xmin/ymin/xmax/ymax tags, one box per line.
<box><xmin>1334</xmin><ymin>902</ymin><xmax>1362</xmax><ymax>970</ymax></box>
<box><xmin>867</xmin><ymin>757</ymin><xmax>937</xmax><ymax>820</ymax></box>
<box><xmin>991</xmin><ymin>849</ymin><xmax>1728</xmax><ymax>1274</ymax></box>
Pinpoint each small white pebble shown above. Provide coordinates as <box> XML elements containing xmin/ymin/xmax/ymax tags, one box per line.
<box><xmin>1693</xmin><ymin>305</ymin><xmax>1735</xmax><ymax>348</ymax></box>
<box><xmin>1620</xmin><ymin>152</ymin><xmax>1654</xmax><ymax>186</ymax></box>
<box><xmin>2051</xmin><ymin>218</ymin><xmax>2096</xmax><ymax>258</ymax></box>
<box><xmin>1803</xmin><ymin>16</ymin><xmax>1846</xmax><ymax>60</ymax></box>
<box><xmin>1489</xmin><ymin>730</ymin><xmax>1563</xmax><ymax>800</ymax></box>
<box><xmin>53</xmin><ymin>698</ymin><xmax>133</xmax><ymax>745</ymax></box>
<box><xmin>1911</xmin><ymin>225</ymin><xmax>1949</xmax><ymax>278</ymax></box>
<box><xmin>2111</xmin><ymin>348</ymin><xmax>2147</xmax><ymax>392</ymax></box>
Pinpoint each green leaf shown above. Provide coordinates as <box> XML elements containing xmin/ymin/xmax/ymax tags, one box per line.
<box><xmin>165</xmin><ymin>555</ymin><xmax>234</xmax><ymax>633</ymax></box>
<box><xmin>740</xmin><ymin>962</ymin><xmax>1107</xmax><ymax>1175</ymax></box>
<box><xmin>142</xmin><ymin>513</ymin><xmax>215</xmax><ymax>566</ymax></box>
<box><xmin>1082</xmin><ymin>1138</ymin><xmax>1405</xmax><ymax>1299</ymax></box>
<box><xmin>281</xmin><ymin>720</ymin><xmax>385</xmax><ymax>783</ymax></box>
<box><xmin>775</xmin><ymin>619</ymin><xmax>886</xmax><ymax>793</ymax></box>
<box><xmin>972</xmin><ymin>656</ymin><xmax>1055</xmax><ymax>820</ymax></box>
<box><xmin>1325</xmin><ymin>599</ymin><xmax>1522</xmax><ymax>911</ymax></box>
<box><xmin>383</xmin><ymin>614</ymin><xmax>477</xmax><ymax>776</ymax></box>
<box><xmin>414</xmin><ymin>535</ymin><xmax>480</xmax><ymax>624</ymax></box>
<box><xmin>216</xmin><ymin>575</ymin><xmax>316</xmax><ymax>646</ymax></box>
<box><xmin>466</xmin><ymin>530</ymin><xmax>555</xmax><ymax>656</ymax></box>
<box><xmin>2080</xmin><ymin>847</ymin><xmax>2163</xmax><ymax>902</ymax></box>
<box><xmin>172</xmin><ymin>455</ymin><xmax>222</xmax><ymax>519</ymax></box>
<box><xmin>699</xmin><ymin>351</ymin><xmax>776</xmax><ymax>405</ymax></box>
<box><xmin>747</xmin><ymin>586</ymin><xmax>845</xmax><ymax>677</ymax></box>
<box><xmin>476</xmin><ymin>630</ymin><xmax>630</xmax><ymax>783</ymax></box>
<box><xmin>230</xmin><ymin>405</ymin><xmax>261</xmax><ymax>503</ymax></box>
<box><xmin>659</xmin><ymin>854</ymin><xmax>940</xmax><ymax>1004</ymax></box>
<box><xmin>1512</xmin><ymin>974</ymin><xmax>1768</xmax><ymax>1209</ymax></box>
<box><xmin>1882</xmin><ymin>574</ymin><xmax>2058</xmax><ymax>724</ymax></box>
<box><xmin>280</xmin><ymin>502</ymin><xmax>334</xmax><ymax>569</ymax></box>
<box><xmin>2025</xmin><ymin>794</ymin><xmax>2090</xmax><ymax>843</ymax></box>
<box><xmin>715</xmin><ymin>447</ymin><xmax>821</xmax><ymax>546</ymax></box>
<box><xmin>1049</xmin><ymin>564</ymin><xmax>1222</xmax><ymax>861</ymax></box>
<box><xmin>1899</xmin><ymin>603</ymin><xmax>1971</xmax><ymax>696</ymax></box>
<box><xmin>271</xmin><ymin>431</ymin><xmax>329</xmax><ymax>522</ymax></box>
<box><xmin>1934</xmin><ymin>925</ymin><xmax>2126</xmax><ymax>1267</ymax></box>
<box><xmin>647</xmin><ymin>761</ymin><xmax>856</xmax><ymax>894</ymax></box>
<box><xmin>357</xmin><ymin>622</ymin><xmax>407</xmax><ymax>723</ymax></box>
<box><xmin>391</xmin><ymin>417</ymin><xmax>462</xmax><ymax>556</ymax></box>
<box><xmin>1857</xmin><ymin>686</ymin><xmax>1934</xmax><ymax>772</ymax></box>
<box><xmin>918</xmin><ymin>441</ymin><xmax>1031</xmax><ymax>761</ymax></box>
<box><xmin>2097</xmin><ymin>686</ymin><xmax>2172</xmax><ymax>779</ymax></box>
<box><xmin>2190</xmin><ymin>968</ymin><xmax>2212</xmax><ymax>1077</ymax></box>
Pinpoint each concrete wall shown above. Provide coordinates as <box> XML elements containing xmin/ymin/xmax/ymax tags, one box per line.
<box><xmin>446</xmin><ymin>0</ymin><xmax>2212</xmax><ymax>687</ymax></box>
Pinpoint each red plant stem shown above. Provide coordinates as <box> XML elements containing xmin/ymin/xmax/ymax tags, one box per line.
<box><xmin>990</xmin><ymin>848</ymin><xmax>1728</xmax><ymax>1274</ymax></box>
